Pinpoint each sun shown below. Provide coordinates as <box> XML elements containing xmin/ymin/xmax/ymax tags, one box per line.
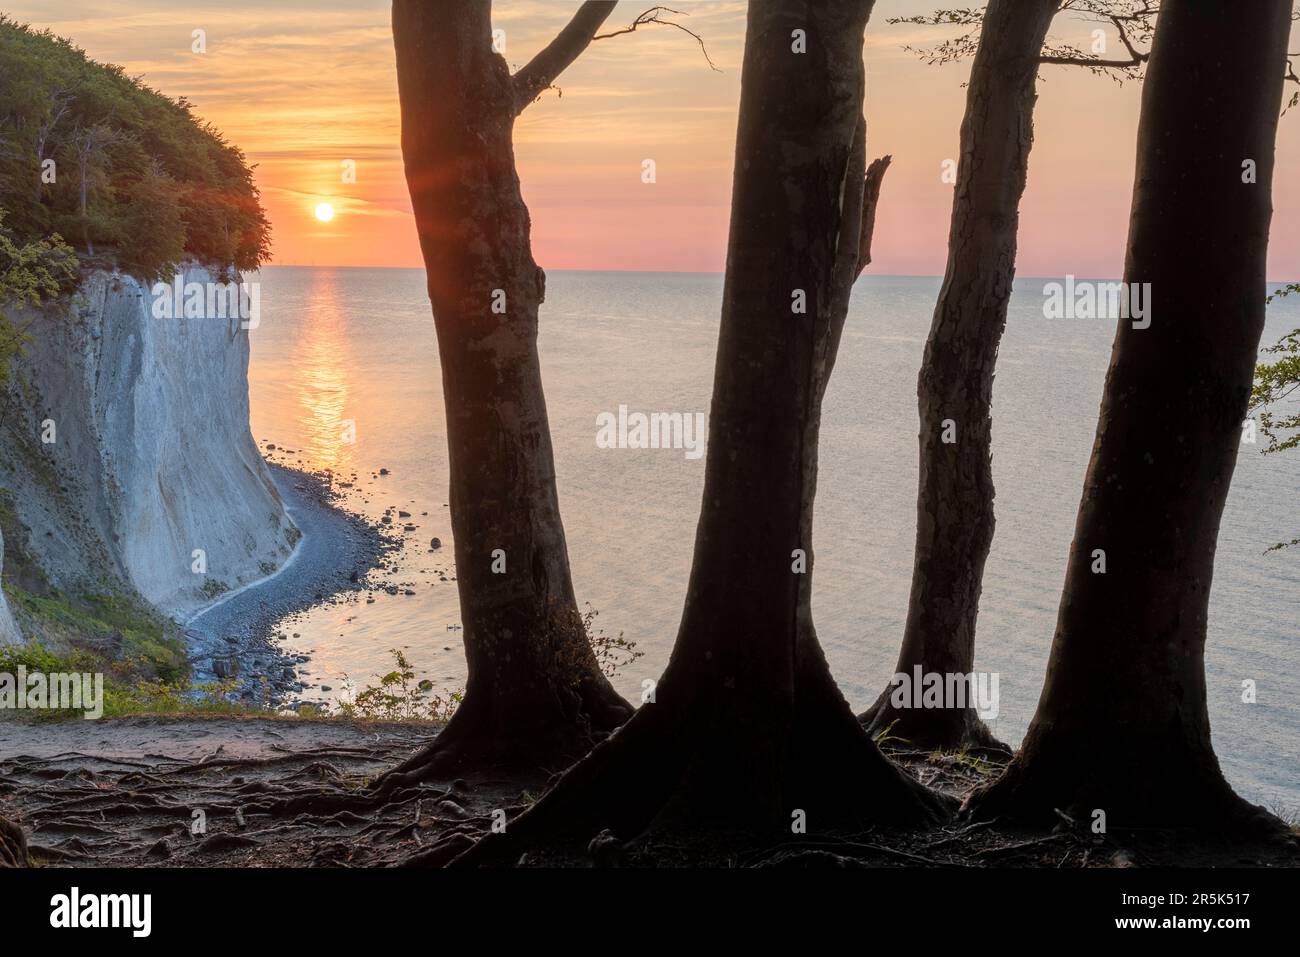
<box><xmin>314</xmin><ymin>202</ymin><xmax>335</xmax><ymax>222</ymax></box>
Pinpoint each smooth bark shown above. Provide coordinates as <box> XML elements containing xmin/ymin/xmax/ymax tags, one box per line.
<box><xmin>966</xmin><ymin>0</ymin><xmax>1293</xmax><ymax>831</ymax></box>
<box><xmin>448</xmin><ymin>0</ymin><xmax>947</xmax><ymax>864</ymax></box>
<box><xmin>387</xmin><ymin>0</ymin><xmax>630</xmax><ymax>777</ymax></box>
<box><xmin>862</xmin><ymin>0</ymin><xmax>1059</xmax><ymax>754</ymax></box>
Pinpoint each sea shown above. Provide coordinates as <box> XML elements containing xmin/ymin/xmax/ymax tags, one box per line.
<box><xmin>245</xmin><ymin>265</ymin><xmax>1300</xmax><ymax>812</ymax></box>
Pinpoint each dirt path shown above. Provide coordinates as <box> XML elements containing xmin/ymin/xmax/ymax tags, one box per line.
<box><xmin>0</xmin><ymin>715</ymin><xmax>526</xmax><ymax>867</ymax></box>
<box><xmin>1</xmin><ymin>716</ymin><xmax>1293</xmax><ymax>868</ymax></box>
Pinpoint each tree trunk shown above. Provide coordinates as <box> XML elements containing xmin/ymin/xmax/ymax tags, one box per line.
<box><xmin>448</xmin><ymin>0</ymin><xmax>948</xmax><ymax>864</ymax></box>
<box><xmin>0</xmin><ymin>815</ymin><xmax>28</xmax><ymax>867</ymax></box>
<box><xmin>860</xmin><ymin>0</ymin><xmax>1058</xmax><ymax>755</ymax></box>
<box><xmin>79</xmin><ymin>155</ymin><xmax>93</xmax><ymax>256</ymax></box>
<box><xmin>35</xmin><ymin>131</ymin><xmax>47</xmax><ymax>204</ymax></box>
<box><xmin>385</xmin><ymin>0</ymin><xmax>630</xmax><ymax>779</ymax></box>
<box><xmin>965</xmin><ymin>0</ymin><xmax>1293</xmax><ymax>833</ymax></box>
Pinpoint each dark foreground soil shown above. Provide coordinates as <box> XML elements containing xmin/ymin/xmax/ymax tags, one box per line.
<box><xmin>0</xmin><ymin>715</ymin><xmax>1294</xmax><ymax>868</ymax></box>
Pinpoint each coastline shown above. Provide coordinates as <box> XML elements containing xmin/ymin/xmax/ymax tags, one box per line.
<box><xmin>182</xmin><ymin>461</ymin><xmax>392</xmax><ymax>707</ymax></box>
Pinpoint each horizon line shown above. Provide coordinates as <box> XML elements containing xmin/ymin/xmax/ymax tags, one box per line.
<box><xmin>257</xmin><ymin>264</ymin><xmax>1300</xmax><ymax>285</ymax></box>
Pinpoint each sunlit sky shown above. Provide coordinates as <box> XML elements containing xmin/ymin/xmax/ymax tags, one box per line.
<box><xmin>10</xmin><ymin>1</ymin><xmax>1300</xmax><ymax>277</ymax></box>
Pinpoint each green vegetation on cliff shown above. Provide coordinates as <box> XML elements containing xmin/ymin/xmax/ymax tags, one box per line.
<box><xmin>0</xmin><ymin>15</ymin><xmax>271</xmax><ymax>281</ymax></box>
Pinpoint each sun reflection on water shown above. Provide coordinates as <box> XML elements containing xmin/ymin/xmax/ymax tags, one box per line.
<box><xmin>292</xmin><ymin>271</ymin><xmax>354</xmax><ymax>471</ymax></box>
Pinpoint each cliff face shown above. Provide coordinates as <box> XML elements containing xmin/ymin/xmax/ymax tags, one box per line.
<box><xmin>0</xmin><ymin>528</ymin><xmax>19</xmax><ymax>645</ymax></box>
<box><xmin>0</xmin><ymin>265</ymin><xmax>295</xmax><ymax>625</ymax></box>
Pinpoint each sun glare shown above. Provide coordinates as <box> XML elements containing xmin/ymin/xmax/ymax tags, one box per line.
<box><xmin>314</xmin><ymin>202</ymin><xmax>335</xmax><ymax>222</ymax></box>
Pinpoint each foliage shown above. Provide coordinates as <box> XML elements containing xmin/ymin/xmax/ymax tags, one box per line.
<box><xmin>3</xmin><ymin>580</ymin><xmax>187</xmax><ymax>683</ymax></box>
<box><xmin>0</xmin><ymin>640</ymin><xmax>250</xmax><ymax>721</ymax></box>
<box><xmin>335</xmin><ymin>649</ymin><xmax>463</xmax><ymax>723</ymax></box>
<box><xmin>0</xmin><ymin>15</ymin><xmax>271</xmax><ymax>285</ymax></box>
<box><xmin>888</xmin><ymin>2</ymin><xmax>1157</xmax><ymax>83</ymax></box>
<box><xmin>581</xmin><ymin>601</ymin><xmax>643</xmax><ymax>680</ymax></box>
<box><xmin>1250</xmin><ymin>282</ymin><xmax>1300</xmax><ymax>551</ymax></box>
<box><xmin>335</xmin><ymin>606</ymin><xmax>642</xmax><ymax>723</ymax></box>
<box><xmin>0</xmin><ymin>206</ymin><xmax>78</xmax><ymax>381</ymax></box>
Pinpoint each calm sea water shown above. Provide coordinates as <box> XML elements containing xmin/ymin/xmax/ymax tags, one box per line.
<box><xmin>246</xmin><ymin>266</ymin><xmax>1299</xmax><ymax>812</ymax></box>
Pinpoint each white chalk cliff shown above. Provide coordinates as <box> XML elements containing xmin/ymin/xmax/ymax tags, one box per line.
<box><xmin>0</xmin><ymin>265</ymin><xmax>295</xmax><ymax>624</ymax></box>
<box><xmin>0</xmin><ymin>528</ymin><xmax>19</xmax><ymax>645</ymax></box>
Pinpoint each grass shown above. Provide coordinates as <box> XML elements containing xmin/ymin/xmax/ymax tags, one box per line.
<box><xmin>931</xmin><ymin>746</ymin><xmax>998</xmax><ymax>776</ymax></box>
<box><xmin>0</xmin><ymin>640</ymin><xmax>255</xmax><ymax>720</ymax></box>
<box><xmin>3</xmin><ymin>580</ymin><xmax>186</xmax><ymax>682</ymax></box>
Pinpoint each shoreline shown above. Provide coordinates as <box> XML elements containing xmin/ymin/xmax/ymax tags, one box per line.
<box><xmin>181</xmin><ymin>500</ymin><xmax>309</xmax><ymax>628</ymax></box>
<box><xmin>182</xmin><ymin>461</ymin><xmax>392</xmax><ymax>707</ymax></box>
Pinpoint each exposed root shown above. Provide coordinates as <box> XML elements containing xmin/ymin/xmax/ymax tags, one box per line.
<box><xmin>0</xmin><ymin>720</ymin><xmax>501</xmax><ymax>868</ymax></box>
<box><xmin>0</xmin><ymin>814</ymin><xmax>30</xmax><ymax>867</ymax></box>
<box><xmin>2</xmin><ymin>717</ymin><xmax>1293</xmax><ymax>868</ymax></box>
<box><xmin>963</xmin><ymin>738</ymin><xmax>1298</xmax><ymax>852</ymax></box>
<box><xmin>369</xmin><ymin>687</ymin><xmax>628</xmax><ymax>792</ymax></box>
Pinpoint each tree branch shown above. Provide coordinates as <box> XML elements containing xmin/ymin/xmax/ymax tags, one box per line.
<box><xmin>593</xmin><ymin>6</ymin><xmax>720</xmax><ymax>72</ymax></box>
<box><xmin>511</xmin><ymin>1</ymin><xmax>619</xmax><ymax>115</ymax></box>
<box><xmin>1037</xmin><ymin>53</ymin><xmax>1146</xmax><ymax>67</ymax></box>
<box><xmin>855</xmin><ymin>155</ymin><xmax>892</xmax><ymax>279</ymax></box>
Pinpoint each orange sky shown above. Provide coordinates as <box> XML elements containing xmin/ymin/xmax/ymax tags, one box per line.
<box><xmin>12</xmin><ymin>1</ymin><xmax>1300</xmax><ymax>278</ymax></box>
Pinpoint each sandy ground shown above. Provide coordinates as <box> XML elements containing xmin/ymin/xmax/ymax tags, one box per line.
<box><xmin>0</xmin><ymin>714</ymin><xmax>427</xmax><ymax>764</ymax></box>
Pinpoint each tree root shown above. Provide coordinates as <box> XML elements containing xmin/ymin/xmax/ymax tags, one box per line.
<box><xmin>0</xmin><ymin>815</ymin><xmax>30</xmax><ymax>867</ymax></box>
<box><xmin>367</xmin><ymin>696</ymin><xmax>616</xmax><ymax>795</ymax></box>
<box><xmin>963</xmin><ymin>739</ymin><xmax>1298</xmax><ymax>850</ymax></box>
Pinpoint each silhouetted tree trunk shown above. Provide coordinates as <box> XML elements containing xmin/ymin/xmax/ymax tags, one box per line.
<box><xmin>385</xmin><ymin>0</ymin><xmax>630</xmax><ymax>778</ymax></box>
<box><xmin>446</xmin><ymin>0</ymin><xmax>947</xmax><ymax>864</ymax></box>
<box><xmin>861</xmin><ymin>0</ymin><xmax>1058</xmax><ymax>754</ymax></box>
<box><xmin>0</xmin><ymin>815</ymin><xmax>28</xmax><ymax>867</ymax></box>
<box><xmin>966</xmin><ymin>0</ymin><xmax>1293</xmax><ymax>832</ymax></box>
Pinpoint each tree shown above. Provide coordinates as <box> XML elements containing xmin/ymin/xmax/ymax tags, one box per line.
<box><xmin>63</xmin><ymin>121</ymin><xmax>124</xmax><ymax>256</ymax></box>
<box><xmin>385</xmin><ymin>1</ymin><xmax>710</xmax><ymax>779</ymax></box>
<box><xmin>965</xmin><ymin>0</ymin><xmax>1294</xmax><ymax>832</ymax></box>
<box><xmin>447</xmin><ymin>0</ymin><xmax>945</xmax><ymax>865</ymax></box>
<box><xmin>115</xmin><ymin>160</ymin><xmax>186</xmax><ymax>283</ymax></box>
<box><xmin>32</xmin><ymin>87</ymin><xmax>72</xmax><ymax>205</ymax></box>
<box><xmin>861</xmin><ymin>1</ymin><xmax>1158</xmax><ymax>753</ymax></box>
